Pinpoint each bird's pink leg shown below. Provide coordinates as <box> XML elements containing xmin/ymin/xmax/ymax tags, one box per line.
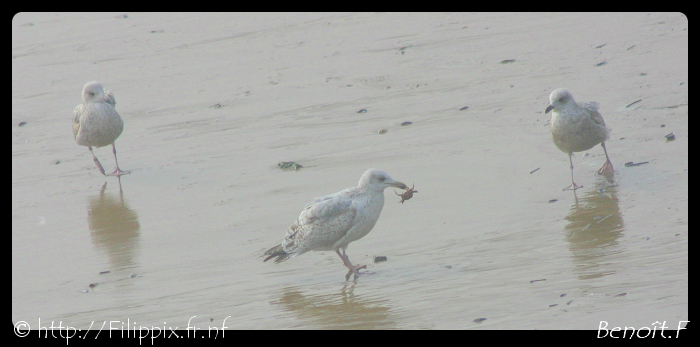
<box><xmin>598</xmin><ymin>142</ymin><xmax>614</xmax><ymax>175</ymax></box>
<box><xmin>108</xmin><ymin>143</ymin><xmax>130</xmax><ymax>176</ymax></box>
<box><xmin>336</xmin><ymin>249</ymin><xmax>366</xmax><ymax>280</ymax></box>
<box><xmin>89</xmin><ymin>147</ymin><xmax>107</xmax><ymax>176</ymax></box>
<box><xmin>563</xmin><ymin>153</ymin><xmax>583</xmax><ymax>191</ymax></box>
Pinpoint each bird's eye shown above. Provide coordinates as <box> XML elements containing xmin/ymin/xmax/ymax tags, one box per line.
<box><xmin>89</xmin><ymin>92</ymin><xmax>95</xmax><ymax>97</ymax></box>
<box><xmin>378</xmin><ymin>176</ymin><xmax>385</xmax><ymax>182</ymax></box>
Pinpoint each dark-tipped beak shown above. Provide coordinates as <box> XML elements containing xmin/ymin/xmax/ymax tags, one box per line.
<box><xmin>391</xmin><ymin>181</ymin><xmax>408</xmax><ymax>190</ymax></box>
<box><xmin>545</xmin><ymin>105</ymin><xmax>554</xmax><ymax>114</ymax></box>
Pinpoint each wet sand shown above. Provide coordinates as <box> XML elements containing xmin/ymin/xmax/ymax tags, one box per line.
<box><xmin>13</xmin><ymin>13</ymin><xmax>687</xmax><ymax>330</ymax></box>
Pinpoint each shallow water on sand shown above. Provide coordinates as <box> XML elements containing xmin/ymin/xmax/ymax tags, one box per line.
<box><xmin>13</xmin><ymin>12</ymin><xmax>687</xmax><ymax>330</ymax></box>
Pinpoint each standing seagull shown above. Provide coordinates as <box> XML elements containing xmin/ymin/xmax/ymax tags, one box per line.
<box><xmin>73</xmin><ymin>81</ymin><xmax>129</xmax><ymax>176</ymax></box>
<box><xmin>545</xmin><ymin>88</ymin><xmax>613</xmax><ymax>191</ymax></box>
<box><xmin>264</xmin><ymin>169</ymin><xmax>408</xmax><ymax>280</ymax></box>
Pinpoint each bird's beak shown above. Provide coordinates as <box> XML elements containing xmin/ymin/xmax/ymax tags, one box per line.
<box><xmin>390</xmin><ymin>181</ymin><xmax>408</xmax><ymax>190</ymax></box>
<box><xmin>545</xmin><ymin>104</ymin><xmax>554</xmax><ymax>114</ymax></box>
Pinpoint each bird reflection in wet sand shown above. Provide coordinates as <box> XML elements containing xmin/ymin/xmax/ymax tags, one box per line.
<box><xmin>264</xmin><ymin>169</ymin><xmax>407</xmax><ymax>280</ymax></box>
<box><xmin>564</xmin><ymin>180</ymin><xmax>623</xmax><ymax>280</ymax></box>
<box><xmin>88</xmin><ymin>178</ymin><xmax>140</xmax><ymax>271</ymax></box>
<box><xmin>546</xmin><ymin>88</ymin><xmax>613</xmax><ymax>191</ymax></box>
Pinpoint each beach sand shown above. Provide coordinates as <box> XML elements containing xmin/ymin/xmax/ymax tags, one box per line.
<box><xmin>12</xmin><ymin>13</ymin><xmax>687</xmax><ymax>329</ymax></box>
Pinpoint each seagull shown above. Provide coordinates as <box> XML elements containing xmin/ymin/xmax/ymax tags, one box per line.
<box><xmin>73</xmin><ymin>81</ymin><xmax>129</xmax><ymax>176</ymax></box>
<box><xmin>264</xmin><ymin>168</ymin><xmax>408</xmax><ymax>280</ymax></box>
<box><xmin>545</xmin><ymin>88</ymin><xmax>613</xmax><ymax>190</ymax></box>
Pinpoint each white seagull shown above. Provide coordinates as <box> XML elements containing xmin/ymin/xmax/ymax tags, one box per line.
<box><xmin>73</xmin><ymin>81</ymin><xmax>129</xmax><ymax>176</ymax></box>
<box><xmin>545</xmin><ymin>88</ymin><xmax>613</xmax><ymax>190</ymax></box>
<box><xmin>264</xmin><ymin>168</ymin><xmax>408</xmax><ymax>280</ymax></box>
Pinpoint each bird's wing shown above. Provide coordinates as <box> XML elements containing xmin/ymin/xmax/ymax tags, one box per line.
<box><xmin>282</xmin><ymin>189</ymin><xmax>358</xmax><ymax>253</ymax></box>
<box><xmin>104</xmin><ymin>91</ymin><xmax>116</xmax><ymax>106</ymax></box>
<box><xmin>72</xmin><ymin>104</ymin><xmax>84</xmax><ymax>139</ymax></box>
<box><xmin>302</xmin><ymin>189</ymin><xmax>356</xmax><ymax>222</ymax></box>
<box><xmin>581</xmin><ymin>101</ymin><xmax>606</xmax><ymax>127</ymax></box>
